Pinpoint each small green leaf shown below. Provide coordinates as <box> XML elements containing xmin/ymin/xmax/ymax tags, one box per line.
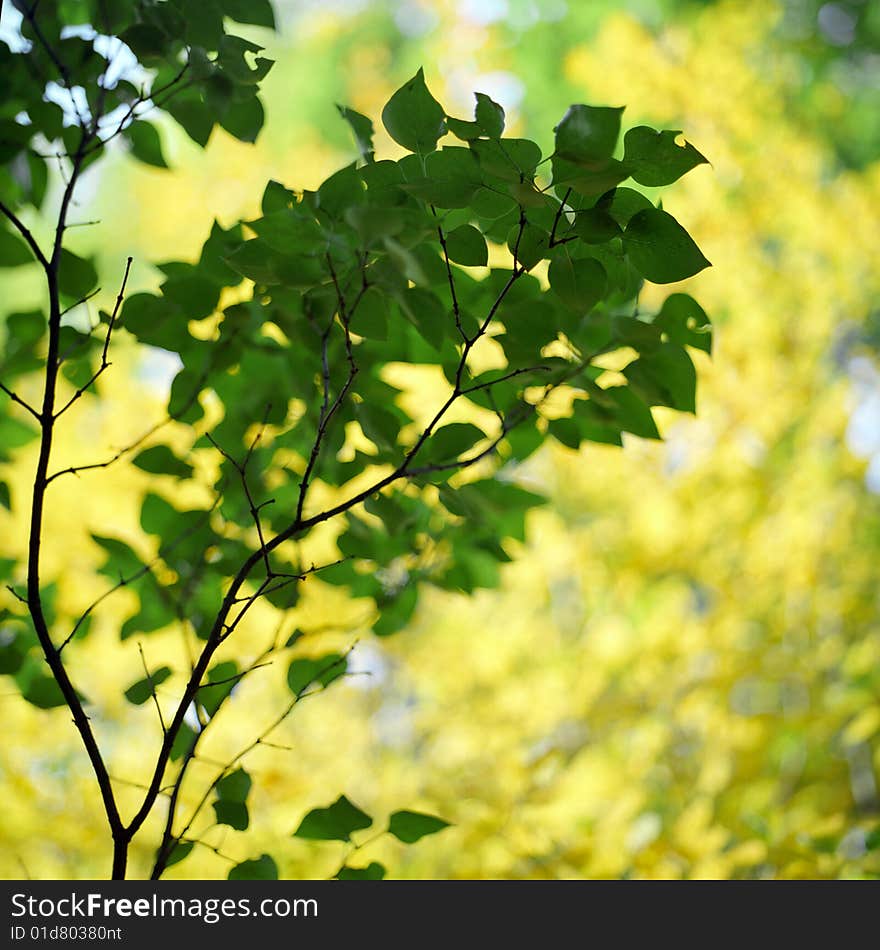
<box><xmin>126</xmin><ymin>121</ymin><xmax>168</xmax><ymax>168</ymax></box>
<box><xmin>623</xmin><ymin>127</ymin><xmax>708</xmax><ymax>187</ymax></box>
<box><xmin>170</xmin><ymin>723</ymin><xmax>198</xmax><ymax>762</ymax></box>
<box><xmin>428</xmin><ymin>422</ymin><xmax>485</xmax><ymax>462</ymax></box>
<box><xmin>447</xmin><ymin>91</ymin><xmax>505</xmax><ymax>140</ymax></box>
<box><xmin>336</xmin><ymin>862</ymin><xmax>386</xmax><ymax>880</ymax></box>
<box><xmin>224</xmin><ymin>0</ymin><xmax>276</xmax><ymax>28</ymax></box>
<box><xmin>554</xmin><ymin>105</ymin><xmax>624</xmax><ymax>162</ymax></box>
<box><xmin>164</xmin><ymin>841</ymin><xmax>194</xmax><ymax>869</ymax></box>
<box><xmin>294</xmin><ymin>795</ymin><xmax>373</xmax><ymax>841</ymax></box>
<box><xmin>216</xmin><ymin>767</ymin><xmax>252</xmax><ymax>802</ymax></box>
<box><xmin>58</xmin><ymin>248</ymin><xmax>98</xmax><ymax>300</ymax></box>
<box><xmin>382</xmin><ymin>68</ymin><xmax>447</xmax><ymax>154</ymax></box>
<box><xmin>623</xmin><ymin>208</ymin><xmax>711</xmax><ymax>284</ymax></box>
<box><xmin>0</xmin><ymin>227</ymin><xmax>34</xmax><ymax>266</ymax></box>
<box><xmin>351</xmin><ymin>287</ymin><xmax>389</xmax><ymax>340</ymax></box>
<box><xmin>287</xmin><ymin>654</ymin><xmax>347</xmax><ymax>695</ymax></box>
<box><xmin>220</xmin><ymin>94</ymin><xmax>265</xmax><ymax>143</ymax></box>
<box><xmin>373</xmin><ymin>583</ymin><xmax>418</xmax><ymax>637</ymax></box>
<box><xmin>548</xmin><ymin>250</ymin><xmax>607</xmax><ymax>313</ymax></box>
<box><xmin>337</xmin><ymin>104</ymin><xmax>375</xmax><ymax>162</ymax></box>
<box><xmin>124</xmin><ymin>666</ymin><xmax>172</xmax><ymax>705</ymax></box>
<box><xmin>387</xmin><ymin>810</ymin><xmax>451</xmax><ymax>843</ymax></box>
<box><xmin>132</xmin><ymin>445</ymin><xmax>193</xmax><ymax>479</ymax></box>
<box><xmin>198</xmin><ymin>660</ymin><xmax>240</xmax><ymax>717</ymax></box>
<box><xmin>212</xmin><ymin>800</ymin><xmax>249</xmax><ymax>830</ymax></box>
<box><xmin>445</xmin><ymin>225</ymin><xmax>487</xmax><ymax>267</ymax></box>
<box><xmin>474</xmin><ymin>93</ymin><xmax>505</xmax><ymax>137</ymax></box>
<box><xmin>22</xmin><ymin>674</ymin><xmax>69</xmax><ymax>709</ymax></box>
<box><xmin>120</xmin><ymin>23</ymin><xmax>168</xmax><ymax>63</ymax></box>
<box><xmin>653</xmin><ymin>293</ymin><xmax>712</xmax><ymax>354</ymax></box>
<box><xmin>228</xmin><ymin>854</ymin><xmax>278</xmax><ymax>880</ymax></box>
<box><xmin>624</xmin><ymin>343</ymin><xmax>697</xmax><ymax>413</ymax></box>
<box><xmin>166</xmin><ymin>95</ymin><xmax>214</xmax><ymax>147</ymax></box>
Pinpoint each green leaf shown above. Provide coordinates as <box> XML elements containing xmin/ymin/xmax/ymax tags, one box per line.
<box><xmin>474</xmin><ymin>93</ymin><xmax>505</xmax><ymax>137</ymax></box>
<box><xmin>287</xmin><ymin>653</ymin><xmax>347</xmax><ymax>695</ymax></box>
<box><xmin>198</xmin><ymin>660</ymin><xmax>240</xmax><ymax>718</ymax></box>
<box><xmin>551</xmin><ymin>155</ymin><xmax>631</xmax><ymax>197</ymax></box>
<box><xmin>293</xmin><ymin>795</ymin><xmax>373</xmax><ymax>841</ymax></box>
<box><xmin>213</xmin><ymin>800</ymin><xmax>249</xmax><ymax>830</ymax></box>
<box><xmin>373</xmin><ymin>583</ymin><xmax>418</xmax><ymax>637</ymax></box>
<box><xmin>337</xmin><ymin>104</ymin><xmax>374</xmax><ymax>162</ymax></box>
<box><xmin>220</xmin><ymin>94</ymin><xmax>265</xmax><ymax>143</ymax></box>
<box><xmin>403</xmin><ymin>147</ymin><xmax>482</xmax><ymax>207</ymax></box>
<box><xmin>445</xmin><ymin>224</ymin><xmax>488</xmax><ymax>266</ymax></box>
<box><xmin>22</xmin><ymin>674</ymin><xmax>68</xmax><ymax>709</ymax></box>
<box><xmin>217</xmin><ymin>767</ymin><xmax>252</xmax><ymax>801</ymax></box>
<box><xmin>470</xmin><ymin>138</ymin><xmax>542</xmax><ymax>183</ymax></box>
<box><xmin>351</xmin><ymin>287</ymin><xmax>388</xmax><ymax>340</ymax></box>
<box><xmin>131</xmin><ymin>445</ymin><xmax>193</xmax><ymax>479</ymax></box>
<box><xmin>161</xmin><ymin>271</ymin><xmax>220</xmax><ymax>318</ymax></box>
<box><xmin>170</xmin><ymin>722</ymin><xmax>198</xmax><ymax>762</ymax></box>
<box><xmin>574</xmin><ymin>208</ymin><xmax>622</xmax><ymax>244</ymax></box>
<box><xmin>124</xmin><ymin>666</ymin><xmax>172</xmax><ymax>705</ymax></box>
<box><xmin>120</xmin><ymin>23</ymin><xmax>168</xmax><ymax>63</ymax></box>
<box><xmin>623</xmin><ymin>208</ymin><xmax>711</xmax><ymax>284</ymax></box>
<box><xmin>90</xmin><ymin>534</ymin><xmax>144</xmax><ymax>579</ymax></box>
<box><xmin>336</xmin><ymin>862</ymin><xmax>386</xmax><ymax>880</ymax></box>
<box><xmin>388</xmin><ymin>810</ymin><xmax>451</xmax><ymax>843</ymax></box>
<box><xmin>381</xmin><ymin>68</ymin><xmax>446</xmax><ymax>154</ymax></box>
<box><xmin>164</xmin><ymin>841</ymin><xmax>194</xmax><ymax>869</ymax></box>
<box><xmin>165</xmin><ymin>95</ymin><xmax>214</xmax><ymax>147</ymax></box>
<box><xmin>0</xmin><ymin>227</ymin><xmax>34</xmax><ymax>266</ymax></box>
<box><xmin>0</xmin><ymin>414</ymin><xmax>39</xmax><ymax>461</ymax></box>
<box><xmin>447</xmin><ymin>91</ymin><xmax>505</xmax><ymax>140</ymax></box>
<box><xmin>356</xmin><ymin>402</ymin><xmax>401</xmax><ymax>453</ymax></box>
<box><xmin>261</xmin><ymin>179</ymin><xmax>295</xmax><ymax>214</ymax></box>
<box><xmin>548</xmin><ymin>250</ymin><xmax>607</xmax><ymax>313</ymax></box>
<box><xmin>126</xmin><ymin>121</ymin><xmax>168</xmax><ymax>168</ymax></box>
<box><xmin>0</xmin><ymin>480</ymin><xmax>10</xmax><ymax>511</ymax></box>
<box><xmin>428</xmin><ymin>422</ymin><xmax>485</xmax><ymax>462</ymax></box>
<box><xmin>228</xmin><ymin>854</ymin><xmax>278</xmax><ymax>880</ymax></box>
<box><xmin>653</xmin><ymin>293</ymin><xmax>712</xmax><ymax>354</ymax></box>
<box><xmin>224</xmin><ymin>0</ymin><xmax>276</xmax><ymax>28</ymax></box>
<box><xmin>624</xmin><ymin>343</ymin><xmax>697</xmax><ymax>413</ymax></box>
<box><xmin>554</xmin><ymin>105</ymin><xmax>624</xmax><ymax>162</ymax></box>
<box><xmin>623</xmin><ymin>127</ymin><xmax>708</xmax><ymax>187</ymax></box>
<box><xmin>58</xmin><ymin>248</ymin><xmax>98</xmax><ymax>300</ymax></box>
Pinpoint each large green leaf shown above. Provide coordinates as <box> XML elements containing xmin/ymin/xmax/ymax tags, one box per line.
<box><xmin>623</xmin><ymin>208</ymin><xmax>711</xmax><ymax>284</ymax></box>
<box><xmin>381</xmin><ymin>68</ymin><xmax>446</xmax><ymax>154</ymax></box>
<box><xmin>554</xmin><ymin>105</ymin><xmax>624</xmax><ymax>162</ymax></box>
<box><xmin>548</xmin><ymin>250</ymin><xmax>607</xmax><ymax>313</ymax></box>
<box><xmin>126</xmin><ymin>121</ymin><xmax>168</xmax><ymax>168</ymax></box>
<box><xmin>624</xmin><ymin>127</ymin><xmax>708</xmax><ymax>186</ymax></box>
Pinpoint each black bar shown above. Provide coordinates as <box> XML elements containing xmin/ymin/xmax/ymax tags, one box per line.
<box><xmin>0</xmin><ymin>880</ymin><xmax>872</xmax><ymax>946</ymax></box>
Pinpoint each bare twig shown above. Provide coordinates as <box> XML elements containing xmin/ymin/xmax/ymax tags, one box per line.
<box><xmin>54</xmin><ymin>256</ymin><xmax>132</xmax><ymax>418</ymax></box>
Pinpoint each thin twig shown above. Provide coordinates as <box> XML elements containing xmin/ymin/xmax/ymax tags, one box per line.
<box><xmin>54</xmin><ymin>256</ymin><xmax>132</xmax><ymax>418</ymax></box>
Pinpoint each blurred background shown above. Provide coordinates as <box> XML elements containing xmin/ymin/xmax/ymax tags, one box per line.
<box><xmin>2</xmin><ymin>0</ymin><xmax>880</xmax><ymax>878</ymax></box>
